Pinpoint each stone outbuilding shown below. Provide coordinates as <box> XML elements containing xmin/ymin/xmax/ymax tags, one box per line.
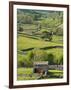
<box><xmin>33</xmin><ymin>61</ymin><xmax>48</xmax><ymax>76</ymax></box>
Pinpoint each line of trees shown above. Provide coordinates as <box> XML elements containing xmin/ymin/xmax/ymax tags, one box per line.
<box><xmin>18</xmin><ymin>49</ymin><xmax>63</xmax><ymax>67</ymax></box>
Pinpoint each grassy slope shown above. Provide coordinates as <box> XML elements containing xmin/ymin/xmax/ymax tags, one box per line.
<box><xmin>17</xmin><ymin>35</ymin><xmax>63</xmax><ymax>50</ymax></box>
<box><xmin>17</xmin><ymin>68</ymin><xmax>38</xmax><ymax>80</ymax></box>
<box><xmin>17</xmin><ymin>35</ymin><xmax>63</xmax><ymax>80</ymax></box>
<box><xmin>17</xmin><ymin>35</ymin><xmax>63</xmax><ymax>64</ymax></box>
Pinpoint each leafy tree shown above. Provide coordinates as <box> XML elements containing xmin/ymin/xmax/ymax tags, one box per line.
<box><xmin>33</xmin><ymin>49</ymin><xmax>48</xmax><ymax>61</ymax></box>
<box><xmin>40</xmin><ymin>30</ymin><xmax>53</xmax><ymax>41</ymax></box>
<box><xmin>18</xmin><ymin>26</ymin><xmax>23</xmax><ymax>32</ymax></box>
<box><xmin>26</xmin><ymin>51</ymin><xmax>34</xmax><ymax>67</ymax></box>
<box><xmin>17</xmin><ymin>54</ymin><xmax>27</xmax><ymax>67</ymax></box>
<box><xmin>47</xmin><ymin>53</ymin><xmax>55</xmax><ymax>65</ymax></box>
<box><xmin>17</xmin><ymin>14</ymin><xmax>33</xmax><ymax>24</ymax></box>
<box><xmin>59</xmin><ymin>55</ymin><xmax>63</xmax><ymax>65</ymax></box>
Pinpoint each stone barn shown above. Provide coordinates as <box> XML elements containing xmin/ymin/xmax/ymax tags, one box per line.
<box><xmin>33</xmin><ymin>61</ymin><xmax>48</xmax><ymax>76</ymax></box>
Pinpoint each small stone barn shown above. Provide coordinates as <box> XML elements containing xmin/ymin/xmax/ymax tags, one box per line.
<box><xmin>33</xmin><ymin>61</ymin><xmax>48</xmax><ymax>76</ymax></box>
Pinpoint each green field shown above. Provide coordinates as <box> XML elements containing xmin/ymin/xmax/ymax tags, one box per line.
<box><xmin>17</xmin><ymin>9</ymin><xmax>63</xmax><ymax>80</ymax></box>
<box><xmin>17</xmin><ymin>32</ymin><xmax>63</xmax><ymax>80</ymax></box>
<box><xmin>17</xmin><ymin>68</ymin><xmax>63</xmax><ymax>80</ymax></box>
<box><xmin>17</xmin><ymin>35</ymin><xmax>63</xmax><ymax>64</ymax></box>
<box><xmin>21</xmin><ymin>24</ymin><xmax>37</xmax><ymax>30</ymax></box>
<box><xmin>17</xmin><ymin>35</ymin><xmax>63</xmax><ymax>80</ymax></box>
<box><xmin>17</xmin><ymin>35</ymin><xmax>63</xmax><ymax>50</ymax></box>
<box><xmin>17</xmin><ymin>68</ymin><xmax>37</xmax><ymax>80</ymax></box>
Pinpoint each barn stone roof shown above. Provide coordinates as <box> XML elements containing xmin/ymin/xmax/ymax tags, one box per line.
<box><xmin>33</xmin><ymin>61</ymin><xmax>48</xmax><ymax>65</ymax></box>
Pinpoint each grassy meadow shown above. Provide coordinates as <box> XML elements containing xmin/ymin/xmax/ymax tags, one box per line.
<box><xmin>17</xmin><ymin>9</ymin><xmax>63</xmax><ymax>80</ymax></box>
<box><xmin>17</xmin><ymin>68</ymin><xmax>63</xmax><ymax>80</ymax></box>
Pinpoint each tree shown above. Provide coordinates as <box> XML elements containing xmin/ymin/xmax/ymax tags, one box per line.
<box><xmin>33</xmin><ymin>49</ymin><xmax>48</xmax><ymax>61</ymax></box>
<box><xmin>18</xmin><ymin>26</ymin><xmax>23</xmax><ymax>32</ymax></box>
<box><xmin>17</xmin><ymin>14</ymin><xmax>33</xmax><ymax>24</ymax></box>
<box><xmin>59</xmin><ymin>55</ymin><xmax>63</xmax><ymax>65</ymax></box>
<box><xmin>47</xmin><ymin>53</ymin><xmax>54</xmax><ymax>65</ymax></box>
<box><xmin>40</xmin><ymin>30</ymin><xmax>53</xmax><ymax>41</ymax></box>
<box><xmin>17</xmin><ymin>54</ymin><xmax>27</xmax><ymax>67</ymax></box>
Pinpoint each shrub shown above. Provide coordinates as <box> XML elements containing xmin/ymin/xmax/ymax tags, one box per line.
<box><xmin>17</xmin><ymin>54</ymin><xmax>26</xmax><ymax>67</ymax></box>
<box><xmin>47</xmin><ymin>53</ymin><xmax>55</xmax><ymax>65</ymax></box>
<box><xmin>18</xmin><ymin>26</ymin><xmax>23</xmax><ymax>32</ymax></box>
<box><xmin>40</xmin><ymin>29</ymin><xmax>53</xmax><ymax>41</ymax></box>
<box><xmin>59</xmin><ymin>55</ymin><xmax>63</xmax><ymax>65</ymax></box>
<box><xmin>26</xmin><ymin>51</ymin><xmax>34</xmax><ymax>67</ymax></box>
<box><xmin>17</xmin><ymin>49</ymin><xmax>63</xmax><ymax>67</ymax></box>
<box><xmin>27</xmin><ymin>51</ymin><xmax>34</xmax><ymax>60</ymax></box>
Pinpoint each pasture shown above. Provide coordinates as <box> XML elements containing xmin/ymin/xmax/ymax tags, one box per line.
<box><xmin>17</xmin><ymin>9</ymin><xmax>63</xmax><ymax>80</ymax></box>
<box><xmin>17</xmin><ymin>68</ymin><xmax>63</xmax><ymax>80</ymax></box>
<box><xmin>17</xmin><ymin>34</ymin><xmax>63</xmax><ymax>80</ymax></box>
